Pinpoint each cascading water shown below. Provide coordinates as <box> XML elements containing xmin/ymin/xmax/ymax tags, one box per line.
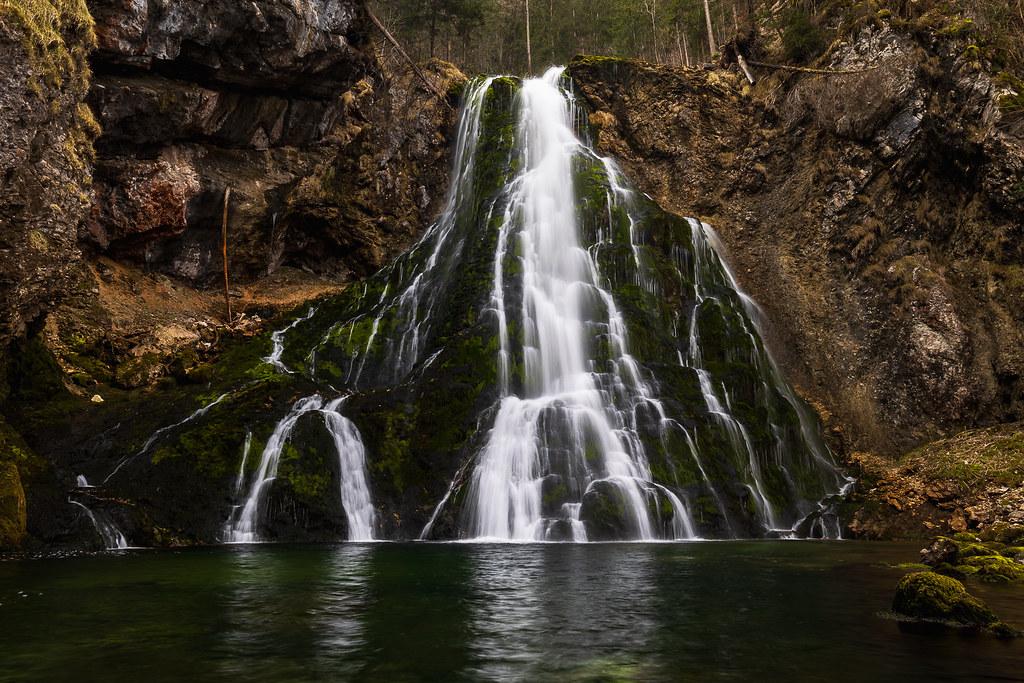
<box><xmin>69</xmin><ymin>499</ymin><xmax>128</xmax><ymax>549</ymax></box>
<box><xmin>118</xmin><ymin>67</ymin><xmax>848</xmax><ymax>544</ymax></box>
<box><xmin>322</xmin><ymin>397</ymin><xmax>376</xmax><ymax>541</ymax></box>
<box><xmin>224</xmin><ymin>394</ymin><xmax>376</xmax><ymax>543</ymax></box>
<box><xmin>465</xmin><ymin>68</ymin><xmax>687</xmax><ymax>541</ymax></box>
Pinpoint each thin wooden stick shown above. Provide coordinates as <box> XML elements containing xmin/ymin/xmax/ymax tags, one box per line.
<box><xmin>222</xmin><ymin>187</ymin><xmax>232</xmax><ymax>325</ymax></box>
<box><xmin>366</xmin><ymin>9</ymin><xmax>453</xmax><ymax>110</ymax></box>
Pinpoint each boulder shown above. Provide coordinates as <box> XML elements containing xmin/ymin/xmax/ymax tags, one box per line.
<box><xmin>892</xmin><ymin>572</ymin><xmax>996</xmax><ymax>628</ymax></box>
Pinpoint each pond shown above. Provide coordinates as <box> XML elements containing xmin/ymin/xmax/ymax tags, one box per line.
<box><xmin>0</xmin><ymin>541</ymin><xmax>1020</xmax><ymax>681</ymax></box>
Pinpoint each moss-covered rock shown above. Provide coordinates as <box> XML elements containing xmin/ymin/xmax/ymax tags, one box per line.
<box><xmin>892</xmin><ymin>572</ymin><xmax>997</xmax><ymax>628</ymax></box>
<box><xmin>0</xmin><ymin>0</ymin><xmax>97</xmax><ymax>344</ymax></box>
<box><xmin>956</xmin><ymin>554</ymin><xmax>1024</xmax><ymax>583</ymax></box>
<box><xmin>0</xmin><ymin>460</ymin><xmax>26</xmax><ymax>548</ymax></box>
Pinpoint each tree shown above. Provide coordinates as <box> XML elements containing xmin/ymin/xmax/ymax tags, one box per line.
<box><xmin>703</xmin><ymin>0</ymin><xmax>717</xmax><ymax>55</ymax></box>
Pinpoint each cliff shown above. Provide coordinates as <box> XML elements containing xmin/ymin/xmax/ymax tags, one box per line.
<box><xmin>568</xmin><ymin>19</ymin><xmax>1024</xmax><ymax>537</ymax></box>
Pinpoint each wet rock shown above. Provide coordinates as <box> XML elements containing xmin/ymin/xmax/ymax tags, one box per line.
<box><xmin>957</xmin><ymin>554</ymin><xmax>1024</xmax><ymax>583</ymax></box>
<box><xmin>920</xmin><ymin>537</ymin><xmax>959</xmax><ymax>566</ymax></box>
<box><xmin>580</xmin><ymin>481</ymin><xmax>632</xmax><ymax>541</ymax></box>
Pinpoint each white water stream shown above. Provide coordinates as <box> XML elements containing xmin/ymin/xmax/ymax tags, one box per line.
<box><xmin>465</xmin><ymin>68</ymin><xmax>692</xmax><ymax>541</ymax></box>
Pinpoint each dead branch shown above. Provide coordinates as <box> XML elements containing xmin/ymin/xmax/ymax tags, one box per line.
<box><xmin>366</xmin><ymin>9</ymin><xmax>453</xmax><ymax>110</ymax></box>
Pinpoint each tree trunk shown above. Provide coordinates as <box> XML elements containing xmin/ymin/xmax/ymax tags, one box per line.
<box><xmin>366</xmin><ymin>10</ymin><xmax>452</xmax><ymax>109</ymax></box>
<box><xmin>703</xmin><ymin>0</ymin><xmax>717</xmax><ymax>55</ymax></box>
<box><xmin>650</xmin><ymin>3</ymin><xmax>660</xmax><ymax>62</ymax></box>
<box><xmin>525</xmin><ymin>0</ymin><xmax>533</xmax><ymax>74</ymax></box>
<box><xmin>430</xmin><ymin>12</ymin><xmax>436</xmax><ymax>58</ymax></box>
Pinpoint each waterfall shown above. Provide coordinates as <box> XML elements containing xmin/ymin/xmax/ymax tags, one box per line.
<box><xmin>225</xmin><ymin>396</ymin><xmax>325</xmax><ymax>543</ymax></box>
<box><xmin>306</xmin><ymin>77</ymin><xmax>496</xmax><ymax>388</ymax></box>
<box><xmin>322</xmin><ymin>398</ymin><xmax>376</xmax><ymax>541</ymax></box>
<box><xmin>224</xmin><ymin>395</ymin><xmax>376</xmax><ymax>542</ymax></box>
<box><xmin>69</xmin><ymin>499</ymin><xmax>128</xmax><ymax>549</ymax></box>
<box><xmin>177</xmin><ymin>66</ymin><xmax>849</xmax><ymax>544</ymax></box>
<box><xmin>465</xmin><ymin>68</ymin><xmax>691</xmax><ymax>541</ymax></box>
<box><xmin>682</xmin><ymin>218</ymin><xmax>852</xmax><ymax>535</ymax></box>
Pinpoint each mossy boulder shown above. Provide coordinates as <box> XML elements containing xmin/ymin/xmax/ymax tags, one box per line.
<box><xmin>920</xmin><ymin>534</ymin><xmax>1024</xmax><ymax>583</ymax></box>
<box><xmin>957</xmin><ymin>555</ymin><xmax>1024</xmax><ymax>583</ymax></box>
<box><xmin>892</xmin><ymin>572</ymin><xmax>997</xmax><ymax>628</ymax></box>
<box><xmin>0</xmin><ymin>461</ymin><xmax>27</xmax><ymax>548</ymax></box>
<box><xmin>980</xmin><ymin>522</ymin><xmax>1024</xmax><ymax>546</ymax></box>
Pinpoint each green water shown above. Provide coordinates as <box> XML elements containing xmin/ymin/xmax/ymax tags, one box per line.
<box><xmin>0</xmin><ymin>542</ymin><xmax>1020</xmax><ymax>681</ymax></box>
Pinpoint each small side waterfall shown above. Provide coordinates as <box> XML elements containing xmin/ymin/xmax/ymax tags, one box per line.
<box><xmin>224</xmin><ymin>395</ymin><xmax>376</xmax><ymax>542</ymax></box>
<box><xmin>69</xmin><ymin>499</ymin><xmax>128</xmax><ymax>549</ymax></box>
<box><xmin>265</xmin><ymin>306</ymin><xmax>317</xmax><ymax>373</ymax></box>
<box><xmin>105</xmin><ymin>391</ymin><xmax>232</xmax><ymax>483</ymax></box>
<box><xmin>322</xmin><ymin>398</ymin><xmax>376</xmax><ymax>541</ymax></box>
<box><xmin>225</xmin><ymin>396</ymin><xmax>325</xmax><ymax>543</ymax></box>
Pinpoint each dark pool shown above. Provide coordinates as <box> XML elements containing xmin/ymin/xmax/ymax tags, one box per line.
<box><xmin>0</xmin><ymin>541</ymin><xmax>1021</xmax><ymax>681</ymax></box>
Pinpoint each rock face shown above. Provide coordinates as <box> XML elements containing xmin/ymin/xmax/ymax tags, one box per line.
<box><xmin>0</xmin><ymin>1</ymin><xmax>97</xmax><ymax>344</ymax></box>
<box><xmin>569</xmin><ymin>27</ymin><xmax>1024</xmax><ymax>458</ymax></box>
<box><xmin>0</xmin><ymin>0</ymin><xmax>468</xmax><ymax>549</ymax></box>
<box><xmin>0</xmin><ymin>460</ymin><xmax>27</xmax><ymax>548</ymax></box>
<box><xmin>84</xmin><ymin>0</ymin><xmax>375</xmax><ymax>281</ymax></box>
<box><xmin>84</xmin><ymin>0</ymin><xmax>464</xmax><ymax>285</ymax></box>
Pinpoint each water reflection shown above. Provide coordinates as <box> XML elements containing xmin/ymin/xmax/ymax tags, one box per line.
<box><xmin>3</xmin><ymin>543</ymin><xmax>1022</xmax><ymax>682</ymax></box>
<box><xmin>466</xmin><ymin>544</ymin><xmax>661</xmax><ymax>680</ymax></box>
<box><xmin>217</xmin><ymin>545</ymin><xmax>372</xmax><ymax>680</ymax></box>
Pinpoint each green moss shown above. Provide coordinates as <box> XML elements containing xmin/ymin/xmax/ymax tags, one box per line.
<box><xmin>374</xmin><ymin>412</ymin><xmax>414</xmax><ymax>493</ymax></box>
<box><xmin>892</xmin><ymin>562</ymin><xmax>930</xmax><ymax>571</ymax></box>
<box><xmin>0</xmin><ymin>0</ymin><xmax>96</xmax><ymax>97</ymax></box>
<box><xmin>5</xmin><ymin>334</ymin><xmax>66</xmax><ymax>404</ymax></box>
<box><xmin>939</xmin><ymin>16</ymin><xmax>975</xmax><ymax>37</ymax></box>
<box><xmin>0</xmin><ymin>460</ymin><xmax>26</xmax><ymax>549</ymax></box>
<box><xmin>956</xmin><ymin>554</ymin><xmax>1024</xmax><ymax>583</ymax></box>
<box><xmin>892</xmin><ymin>572</ymin><xmax>996</xmax><ymax>627</ymax></box>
